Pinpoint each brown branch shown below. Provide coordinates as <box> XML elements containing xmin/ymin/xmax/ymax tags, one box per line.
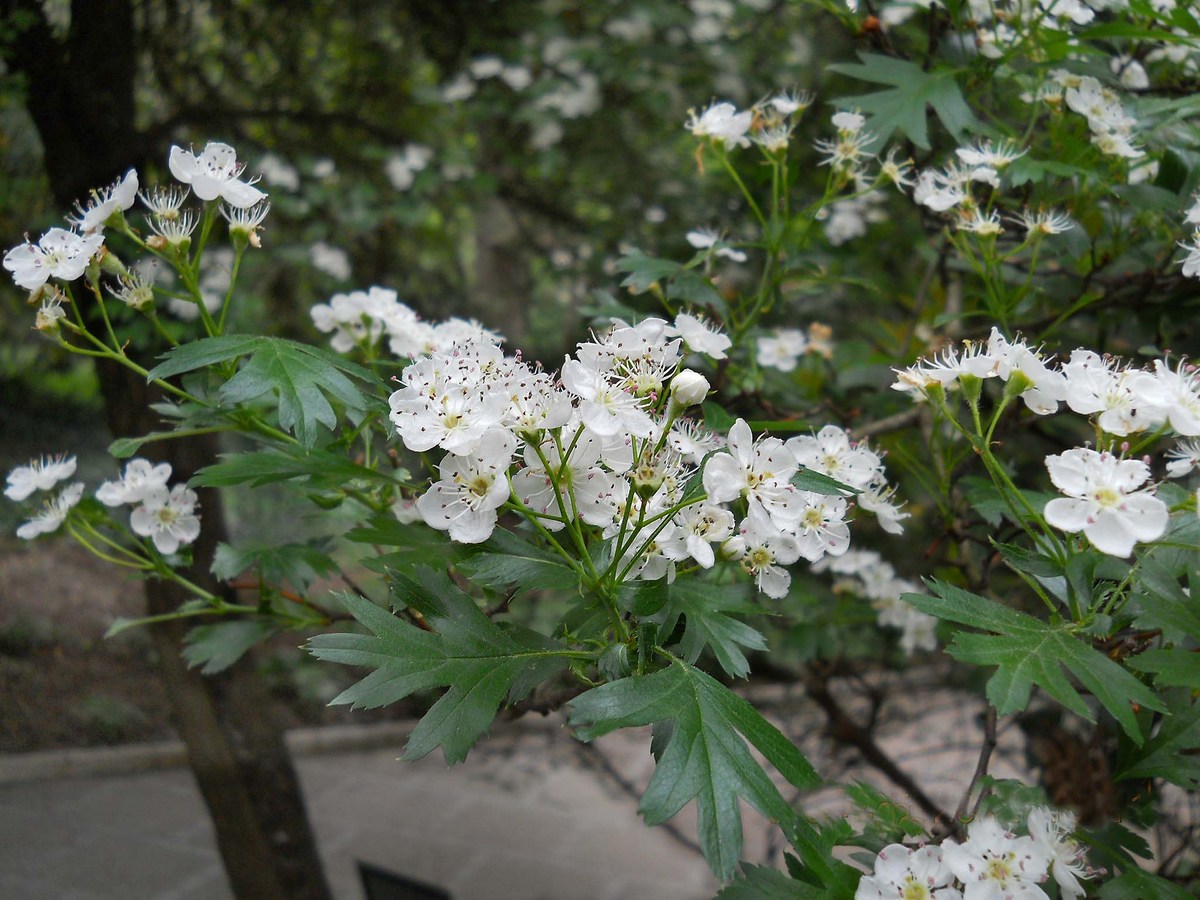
<box><xmin>804</xmin><ymin>665</ymin><xmax>954</xmax><ymax>830</ymax></box>
<box><xmin>945</xmin><ymin>704</ymin><xmax>998</xmax><ymax>838</ymax></box>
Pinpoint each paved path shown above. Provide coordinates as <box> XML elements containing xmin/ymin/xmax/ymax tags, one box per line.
<box><xmin>0</xmin><ymin>673</ymin><xmax>1033</xmax><ymax>900</ymax></box>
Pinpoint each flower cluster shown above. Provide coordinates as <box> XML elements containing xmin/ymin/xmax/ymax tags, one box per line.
<box><xmin>364</xmin><ymin>304</ymin><xmax>903</xmax><ymax>599</ymax></box>
<box><xmin>685</xmin><ymin>91</ymin><xmax>812</xmax><ymax>154</ymax></box>
<box><xmin>4</xmin><ymin>454</ymin><xmax>202</xmax><ymax>557</ymax></box>
<box><xmin>855</xmin><ymin>808</ymin><xmax>1092</xmax><ymax>900</ymax></box>
<box><xmin>814</xmin><ymin>549</ymin><xmax>935</xmax><ymax>654</ymax></box>
<box><xmin>5</xmin><ymin>454</ymin><xmax>84</xmax><ymax>540</ymax></box>
<box><xmin>894</xmin><ymin>328</ymin><xmax>1195</xmax><ymax>556</ymax></box>
<box><xmin>756</xmin><ymin>322</ymin><xmax>834</xmax><ymax>372</ymax></box>
<box><xmin>95</xmin><ymin>458</ymin><xmax>201</xmax><ymax>555</ymax></box>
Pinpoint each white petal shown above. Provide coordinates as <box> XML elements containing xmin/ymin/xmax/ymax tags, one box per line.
<box><xmin>1044</xmin><ymin>497</ymin><xmax>1091</xmax><ymax>533</ymax></box>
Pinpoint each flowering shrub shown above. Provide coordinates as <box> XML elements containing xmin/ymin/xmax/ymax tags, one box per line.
<box><xmin>5</xmin><ymin>0</ymin><xmax>1200</xmax><ymax>896</ymax></box>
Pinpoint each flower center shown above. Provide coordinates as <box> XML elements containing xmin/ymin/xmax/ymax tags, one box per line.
<box><xmin>901</xmin><ymin>878</ymin><xmax>931</xmax><ymax>900</ymax></box>
<box><xmin>1092</xmin><ymin>486</ymin><xmax>1121</xmax><ymax>509</ymax></box>
<box><xmin>984</xmin><ymin>854</ymin><xmax>1015</xmax><ymax>885</ymax></box>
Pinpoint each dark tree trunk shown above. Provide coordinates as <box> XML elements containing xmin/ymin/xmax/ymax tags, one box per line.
<box><xmin>2</xmin><ymin>3</ymin><xmax>332</xmax><ymax>897</ymax></box>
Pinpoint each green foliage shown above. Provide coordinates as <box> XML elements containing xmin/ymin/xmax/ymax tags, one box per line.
<box><xmin>456</xmin><ymin>529</ymin><xmax>580</xmax><ymax>592</ymax></box>
<box><xmin>828</xmin><ymin>53</ymin><xmax>977</xmax><ymax>149</ymax></box>
<box><xmin>905</xmin><ymin>581</ymin><xmax>1165</xmax><ymax>742</ymax></box>
<box><xmin>844</xmin><ymin>782</ymin><xmax>927</xmax><ymax>846</ymax></box>
<box><xmin>649</xmin><ymin>579</ymin><xmax>767</xmax><ymax>680</ymax></box>
<box><xmin>568</xmin><ymin>659</ymin><xmax>819</xmax><ymax>880</ymax></box>
<box><xmin>307</xmin><ymin>567</ymin><xmax>575</xmax><ymax>764</ymax></box>
<box><xmin>210</xmin><ymin>541</ymin><xmax>335</xmax><ymax>592</ymax></box>
<box><xmin>192</xmin><ymin>446</ymin><xmax>391</xmax><ymax>490</ymax></box>
<box><xmin>183</xmin><ymin>620</ymin><xmax>279</xmax><ymax>674</ymax></box>
<box><xmin>1116</xmin><ymin>690</ymin><xmax>1200</xmax><ymax>790</ymax></box>
<box><xmin>149</xmin><ymin>336</ymin><xmax>378</xmax><ymax>447</ymax></box>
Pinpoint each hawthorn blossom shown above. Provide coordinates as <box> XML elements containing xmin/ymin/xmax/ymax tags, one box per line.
<box><xmin>941</xmin><ymin>815</ymin><xmax>1051</xmax><ymax>900</ymax></box>
<box><xmin>686</xmin><ymin>227</ymin><xmax>748</xmax><ymax>263</ymax></box>
<box><xmin>16</xmin><ymin>482</ymin><xmax>84</xmax><ymax>540</ymax></box>
<box><xmin>787</xmin><ymin>425</ymin><xmax>881</xmax><ymax>491</ymax></box>
<box><xmin>560</xmin><ymin>358</ymin><xmax>656</xmax><ymax>438</ymax></box>
<box><xmin>4</xmin><ymin>228</ymin><xmax>104</xmax><ymax>290</ymax></box>
<box><xmin>511</xmin><ymin>427</ymin><xmax>619</xmax><ymax>531</ymax></box>
<box><xmin>792</xmin><ymin>492</ymin><xmax>850</xmax><ymax>562</ymax></box>
<box><xmin>1141</xmin><ymin>358</ymin><xmax>1200</xmax><ymax>436</ymax></box>
<box><xmin>70</xmin><ymin>168</ymin><xmax>139</xmax><ymax>234</ymax></box>
<box><xmin>417</xmin><ymin>429</ymin><xmax>516</xmax><ymax>543</ymax></box>
<box><xmin>855</xmin><ymin>843</ymin><xmax>961</xmax><ymax>900</ymax></box>
<box><xmin>664</xmin><ymin>504</ymin><xmax>735</xmax><ymax>569</ymax></box>
<box><xmin>168</xmin><ymin>142</ymin><xmax>267</xmax><ymax>208</ymax></box>
<box><xmin>95</xmin><ymin>458</ymin><xmax>173</xmax><ymax>507</ymax></box>
<box><xmin>669</xmin><ymin>312</ymin><xmax>732</xmax><ymax>359</ymax></box>
<box><xmin>668</xmin><ymin>419</ymin><xmax>723</xmax><ymax>466</ymax></box>
<box><xmin>704</xmin><ymin>418</ymin><xmax>802</xmax><ymax>529</ymax></box>
<box><xmin>756</xmin><ymin>328</ymin><xmax>809</xmax><ymax>372</ymax></box>
<box><xmin>1061</xmin><ymin>350</ymin><xmax>1157</xmax><ymax>435</ymax></box>
<box><xmin>1027</xmin><ymin>808</ymin><xmax>1091</xmax><ymax>900</ymax></box>
<box><xmin>1044</xmin><ymin>448</ymin><xmax>1169</xmax><ymax>557</ymax></box>
<box><xmin>131</xmin><ymin>484</ymin><xmax>202</xmax><ymax>555</ymax></box>
<box><xmin>5</xmin><ymin>454</ymin><xmax>77</xmax><ymax>501</ymax></box>
<box><xmin>724</xmin><ymin>505</ymin><xmax>801</xmax><ymax>598</ymax></box>
<box><xmin>1165</xmin><ymin>439</ymin><xmax>1200</xmax><ymax>478</ymax></box>
<box><xmin>685</xmin><ymin>102</ymin><xmax>753</xmax><ymax>148</ymax></box>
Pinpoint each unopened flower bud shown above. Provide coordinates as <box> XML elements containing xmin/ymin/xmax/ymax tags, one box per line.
<box><xmin>670</xmin><ymin>369</ymin><xmax>710</xmax><ymax>408</ymax></box>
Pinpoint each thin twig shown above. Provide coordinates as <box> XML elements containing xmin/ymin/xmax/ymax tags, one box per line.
<box><xmin>947</xmin><ymin>704</ymin><xmax>998</xmax><ymax>837</ymax></box>
<box><xmin>804</xmin><ymin>665</ymin><xmax>954</xmax><ymax>830</ymax></box>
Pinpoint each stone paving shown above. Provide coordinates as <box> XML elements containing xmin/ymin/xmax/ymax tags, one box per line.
<box><xmin>0</xmin><ymin>671</ymin><xmax>1035</xmax><ymax>900</ymax></box>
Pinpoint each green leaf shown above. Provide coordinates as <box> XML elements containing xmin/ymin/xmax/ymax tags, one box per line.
<box><xmin>654</xmin><ymin>580</ymin><xmax>766</xmax><ymax>679</ymax></box>
<box><xmin>716</xmin><ymin>866</ymin><xmax>825</xmax><ymax>899</ymax></box>
<box><xmin>192</xmin><ymin>446</ymin><xmax>387</xmax><ymax>489</ymax></box>
<box><xmin>182</xmin><ymin>620</ymin><xmax>278</xmax><ymax>674</ymax></box>
<box><xmin>109</xmin><ymin>434</ymin><xmax>170</xmax><ymax>459</ymax></box>
<box><xmin>1098</xmin><ymin>867</ymin><xmax>1196</xmax><ymax>900</ymax></box>
<box><xmin>347</xmin><ymin>516</ymin><xmax>463</xmax><ymax>575</ymax></box>
<box><xmin>792</xmin><ymin>466</ymin><xmax>859</xmax><ymax>496</ymax></box>
<box><xmin>785</xmin><ymin>816</ymin><xmax>860</xmax><ymax>897</ymax></box>
<box><xmin>828</xmin><ymin>53</ymin><xmax>977</xmax><ymax>149</ymax></box>
<box><xmin>307</xmin><ymin>568</ymin><xmax>573</xmax><ymax>764</ymax></box>
<box><xmin>1116</xmin><ymin>691</ymin><xmax>1200</xmax><ymax>789</ymax></box>
<box><xmin>615</xmin><ymin>251</ymin><xmax>682</xmax><ymax>293</ymax></box>
<box><xmin>149</xmin><ymin>336</ymin><xmax>376</xmax><ymax>447</ymax></box>
<box><xmin>703</xmin><ymin>402</ymin><xmax>736</xmax><ymax>434</ymax></box>
<box><xmin>146</xmin><ymin>334</ymin><xmax>265</xmax><ymax>379</ymax></box>
<box><xmin>568</xmin><ymin>660</ymin><xmax>819</xmax><ymax>881</ymax></box>
<box><xmin>1126</xmin><ymin>648</ymin><xmax>1200</xmax><ymax>690</ymax></box>
<box><xmin>210</xmin><ymin>541</ymin><xmax>335</xmax><ymax>592</ymax></box>
<box><xmin>667</xmin><ymin>269</ymin><xmax>727</xmax><ymax>316</ymax></box>
<box><xmin>844</xmin><ymin>782</ymin><xmax>927</xmax><ymax>843</ymax></box>
<box><xmin>456</xmin><ymin>529</ymin><xmax>579</xmax><ymax>592</ymax></box>
<box><xmin>1128</xmin><ymin>556</ymin><xmax>1200</xmax><ymax>642</ymax></box>
<box><xmin>905</xmin><ymin>581</ymin><xmax>1165</xmax><ymax>742</ymax></box>
<box><xmin>218</xmin><ymin>339</ymin><xmax>370</xmax><ymax>447</ymax></box>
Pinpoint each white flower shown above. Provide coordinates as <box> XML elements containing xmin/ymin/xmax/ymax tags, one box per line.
<box><xmin>16</xmin><ymin>482</ymin><xmax>84</xmax><ymax>540</ymax></box>
<box><xmin>221</xmin><ymin>201</ymin><xmax>270</xmax><ymax>247</ymax></box>
<box><xmin>787</xmin><ymin>425</ymin><xmax>881</xmax><ymax>492</ymax></box>
<box><xmin>1141</xmin><ymin>358</ymin><xmax>1200</xmax><ymax>436</ymax></box>
<box><xmin>1061</xmin><ymin>350</ymin><xmax>1157</xmax><ymax>435</ymax></box>
<box><xmin>511</xmin><ymin>426</ymin><xmax>619</xmax><ymax>531</ymax></box>
<box><xmin>669</xmin><ymin>312</ymin><xmax>732</xmax><ymax>360</ymax></box>
<box><xmin>664</xmin><ymin>503</ymin><xmax>735</xmax><ymax>569</ymax></box>
<box><xmin>69</xmin><ymin>169</ymin><xmax>139</xmax><ymax>234</ymax></box>
<box><xmin>1165</xmin><ymin>439</ymin><xmax>1200</xmax><ymax>478</ymax></box>
<box><xmin>5</xmin><ymin>454</ymin><xmax>78</xmax><ymax>501</ymax></box>
<box><xmin>858</xmin><ymin>478</ymin><xmax>910</xmax><ymax>534</ymax></box>
<box><xmin>942</xmin><ymin>815</ymin><xmax>1051</xmax><ymax>900</ymax></box>
<box><xmin>131</xmin><ymin>484</ymin><xmax>201</xmax><ymax>554</ymax></box>
<box><xmin>792</xmin><ymin>491</ymin><xmax>850</xmax><ymax>562</ymax></box>
<box><xmin>1027</xmin><ymin>807</ymin><xmax>1090</xmax><ymax>900</ymax></box>
<box><xmin>309</xmin><ymin>242</ymin><xmax>352</xmax><ymax>280</ymax></box>
<box><xmin>724</xmin><ymin>504</ymin><xmax>801</xmax><ymax>598</ymax></box>
<box><xmin>766</xmin><ymin>89</ymin><xmax>811</xmax><ymax>116</ymax></box>
<box><xmin>168</xmin><ymin>142</ymin><xmax>268</xmax><ymax>208</ymax></box>
<box><xmin>756</xmin><ymin>328</ymin><xmax>809</xmax><ymax>372</ymax></box>
<box><xmin>417</xmin><ymin>429</ymin><xmax>516</xmax><ymax>543</ymax></box>
<box><xmin>704</xmin><ymin>418</ymin><xmax>802</xmax><ymax>529</ymax></box>
<box><xmin>670</xmin><ymin>369</ymin><xmax>711</xmax><ymax>408</ymax></box>
<box><xmin>560</xmin><ymin>358</ymin><xmax>656</xmax><ymax>438</ymax></box>
<box><xmin>855</xmin><ymin>842</ymin><xmax>960</xmax><ymax>900</ymax></box>
<box><xmin>668</xmin><ymin>419</ymin><xmax>723</xmax><ymax>466</ymax></box>
<box><xmin>955</xmin><ymin>140</ymin><xmax>1026</xmax><ymax>169</ymax></box>
<box><xmin>1018</xmin><ymin>209</ymin><xmax>1073</xmax><ymax>236</ymax></box>
<box><xmin>95</xmin><ymin>458</ymin><xmax>172</xmax><ymax>507</ymax></box>
<box><xmin>686</xmin><ymin>101</ymin><xmax>753</xmax><ymax>148</ymax></box>
<box><xmin>686</xmin><ymin>227</ymin><xmax>747</xmax><ymax>262</ymax></box>
<box><xmin>4</xmin><ymin>228</ymin><xmax>104</xmax><ymax>290</ymax></box>
<box><xmin>1044</xmin><ymin>448</ymin><xmax>1169</xmax><ymax>557</ymax></box>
